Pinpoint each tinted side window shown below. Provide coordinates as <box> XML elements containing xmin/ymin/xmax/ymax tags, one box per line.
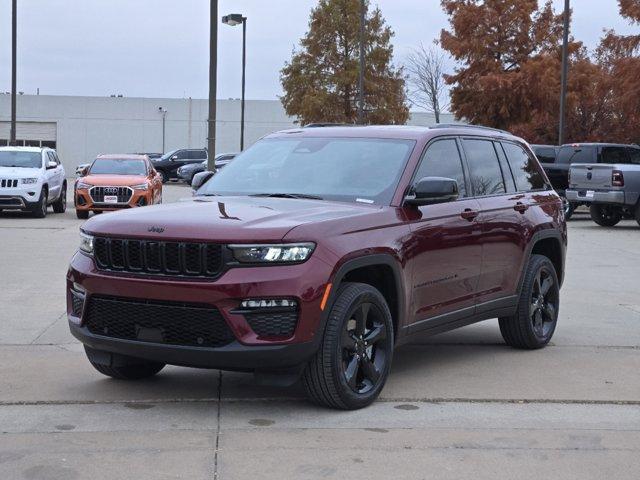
<box><xmin>626</xmin><ymin>148</ymin><xmax>640</xmax><ymax>165</ymax></box>
<box><xmin>557</xmin><ymin>147</ymin><xmax>594</xmax><ymax>164</ymax></box>
<box><xmin>414</xmin><ymin>139</ymin><xmax>467</xmax><ymax>197</ymax></box>
<box><xmin>176</xmin><ymin>150</ymin><xmax>190</xmax><ymax>160</ymax></box>
<box><xmin>191</xmin><ymin>149</ymin><xmax>207</xmax><ymax>160</ymax></box>
<box><xmin>600</xmin><ymin>147</ymin><xmax>629</xmax><ymax>164</ymax></box>
<box><xmin>461</xmin><ymin>139</ymin><xmax>505</xmax><ymax>196</ymax></box>
<box><xmin>46</xmin><ymin>152</ymin><xmax>56</xmax><ymax>165</ymax></box>
<box><xmin>494</xmin><ymin>142</ymin><xmax>516</xmax><ymax>193</ymax></box>
<box><xmin>534</xmin><ymin>147</ymin><xmax>557</xmax><ymax>163</ymax></box>
<box><xmin>502</xmin><ymin>142</ymin><xmax>546</xmax><ymax>191</ymax></box>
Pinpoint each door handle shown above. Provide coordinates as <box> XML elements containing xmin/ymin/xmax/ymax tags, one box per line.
<box><xmin>514</xmin><ymin>202</ymin><xmax>528</xmax><ymax>213</ymax></box>
<box><xmin>460</xmin><ymin>208</ymin><xmax>479</xmax><ymax>221</ymax></box>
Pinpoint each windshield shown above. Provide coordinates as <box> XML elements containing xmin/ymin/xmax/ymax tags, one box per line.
<box><xmin>158</xmin><ymin>150</ymin><xmax>178</xmax><ymax>161</ymax></box>
<box><xmin>90</xmin><ymin>158</ymin><xmax>147</xmax><ymax>175</ymax></box>
<box><xmin>196</xmin><ymin>137</ymin><xmax>415</xmax><ymax>204</ymax></box>
<box><xmin>0</xmin><ymin>151</ymin><xmax>42</xmax><ymax>168</ymax></box>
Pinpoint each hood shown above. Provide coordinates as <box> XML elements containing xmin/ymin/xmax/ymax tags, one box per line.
<box><xmin>82</xmin><ymin>195</ymin><xmax>379</xmax><ymax>242</ymax></box>
<box><xmin>0</xmin><ymin>166</ymin><xmax>42</xmax><ymax>178</ymax></box>
<box><xmin>80</xmin><ymin>174</ymin><xmax>147</xmax><ymax>186</ymax></box>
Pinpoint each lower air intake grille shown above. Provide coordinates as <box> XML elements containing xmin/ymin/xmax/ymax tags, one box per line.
<box><xmin>244</xmin><ymin>310</ymin><xmax>298</xmax><ymax>338</ymax></box>
<box><xmin>85</xmin><ymin>296</ymin><xmax>235</xmax><ymax>348</ymax></box>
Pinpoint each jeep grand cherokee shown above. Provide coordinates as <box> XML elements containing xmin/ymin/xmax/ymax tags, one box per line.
<box><xmin>67</xmin><ymin>125</ymin><xmax>566</xmax><ymax>410</ymax></box>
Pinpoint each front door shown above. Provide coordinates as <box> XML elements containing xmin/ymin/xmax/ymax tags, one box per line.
<box><xmin>407</xmin><ymin>138</ymin><xmax>483</xmax><ymax>328</ymax></box>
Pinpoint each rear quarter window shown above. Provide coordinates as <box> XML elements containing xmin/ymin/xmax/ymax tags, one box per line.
<box><xmin>533</xmin><ymin>147</ymin><xmax>557</xmax><ymax>163</ymax></box>
<box><xmin>502</xmin><ymin>142</ymin><xmax>546</xmax><ymax>191</ymax></box>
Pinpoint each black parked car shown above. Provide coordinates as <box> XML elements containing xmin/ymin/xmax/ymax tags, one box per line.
<box><xmin>176</xmin><ymin>153</ymin><xmax>237</xmax><ymax>183</ymax></box>
<box><xmin>151</xmin><ymin>148</ymin><xmax>208</xmax><ymax>183</ymax></box>
<box><xmin>135</xmin><ymin>152</ymin><xmax>163</xmax><ymax>160</ymax></box>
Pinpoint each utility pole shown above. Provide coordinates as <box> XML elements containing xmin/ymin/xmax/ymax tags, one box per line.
<box><xmin>207</xmin><ymin>0</ymin><xmax>218</xmax><ymax>172</ymax></box>
<box><xmin>558</xmin><ymin>0</ymin><xmax>570</xmax><ymax>145</ymax></box>
<box><xmin>357</xmin><ymin>0</ymin><xmax>366</xmax><ymax>125</ymax></box>
<box><xmin>240</xmin><ymin>17</ymin><xmax>246</xmax><ymax>151</ymax></box>
<box><xmin>158</xmin><ymin>107</ymin><xmax>167</xmax><ymax>153</ymax></box>
<box><xmin>10</xmin><ymin>0</ymin><xmax>17</xmax><ymax>146</ymax></box>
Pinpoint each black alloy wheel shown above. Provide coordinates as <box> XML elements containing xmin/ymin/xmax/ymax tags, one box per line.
<box><xmin>529</xmin><ymin>266</ymin><xmax>559</xmax><ymax>340</ymax></box>
<box><xmin>341</xmin><ymin>302</ymin><xmax>389</xmax><ymax>395</ymax></box>
<box><xmin>590</xmin><ymin>204</ymin><xmax>621</xmax><ymax>227</ymax></box>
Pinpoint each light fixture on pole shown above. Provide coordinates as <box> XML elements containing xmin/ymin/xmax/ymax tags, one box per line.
<box><xmin>222</xmin><ymin>13</ymin><xmax>247</xmax><ymax>151</ymax></box>
<box><xmin>158</xmin><ymin>107</ymin><xmax>167</xmax><ymax>153</ymax></box>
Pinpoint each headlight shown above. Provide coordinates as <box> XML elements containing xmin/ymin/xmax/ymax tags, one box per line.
<box><xmin>77</xmin><ymin>182</ymin><xmax>92</xmax><ymax>189</ymax></box>
<box><xmin>229</xmin><ymin>243</ymin><xmax>315</xmax><ymax>263</ymax></box>
<box><xmin>21</xmin><ymin>178</ymin><xmax>38</xmax><ymax>184</ymax></box>
<box><xmin>79</xmin><ymin>231</ymin><xmax>94</xmax><ymax>255</ymax></box>
<box><xmin>131</xmin><ymin>183</ymin><xmax>148</xmax><ymax>190</ymax></box>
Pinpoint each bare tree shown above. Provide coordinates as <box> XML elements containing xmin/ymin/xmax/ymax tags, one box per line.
<box><xmin>405</xmin><ymin>44</ymin><xmax>449</xmax><ymax>123</ymax></box>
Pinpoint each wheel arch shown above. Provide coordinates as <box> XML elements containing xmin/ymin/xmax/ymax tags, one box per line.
<box><xmin>325</xmin><ymin>254</ymin><xmax>405</xmax><ymax>342</ymax></box>
<box><xmin>521</xmin><ymin>230</ymin><xmax>565</xmax><ymax>291</ymax></box>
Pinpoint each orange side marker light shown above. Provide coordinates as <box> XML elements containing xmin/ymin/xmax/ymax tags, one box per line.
<box><xmin>320</xmin><ymin>283</ymin><xmax>332</xmax><ymax>311</ymax></box>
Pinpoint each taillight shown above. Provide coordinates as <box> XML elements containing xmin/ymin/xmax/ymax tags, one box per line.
<box><xmin>612</xmin><ymin>170</ymin><xmax>624</xmax><ymax>187</ymax></box>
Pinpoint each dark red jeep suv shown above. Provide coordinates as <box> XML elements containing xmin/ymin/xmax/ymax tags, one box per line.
<box><xmin>67</xmin><ymin>125</ymin><xmax>566</xmax><ymax>409</ymax></box>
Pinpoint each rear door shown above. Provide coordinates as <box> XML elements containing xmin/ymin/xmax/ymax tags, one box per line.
<box><xmin>408</xmin><ymin>137</ymin><xmax>483</xmax><ymax>327</ymax></box>
<box><xmin>460</xmin><ymin>138</ymin><xmax>527</xmax><ymax>306</ymax></box>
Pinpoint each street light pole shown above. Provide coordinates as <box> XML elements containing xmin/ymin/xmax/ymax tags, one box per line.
<box><xmin>158</xmin><ymin>107</ymin><xmax>167</xmax><ymax>153</ymax></box>
<box><xmin>10</xmin><ymin>0</ymin><xmax>17</xmax><ymax>146</ymax></box>
<box><xmin>357</xmin><ymin>0</ymin><xmax>366</xmax><ymax>125</ymax></box>
<box><xmin>222</xmin><ymin>13</ymin><xmax>248</xmax><ymax>151</ymax></box>
<box><xmin>207</xmin><ymin>0</ymin><xmax>218</xmax><ymax>173</ymax></box>
<box><xmin>558</xmin><ymin>0</ymin><xmax>570</xmax><ymax>145</ymax></box>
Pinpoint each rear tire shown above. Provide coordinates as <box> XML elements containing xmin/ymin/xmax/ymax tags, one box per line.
<box><xmin>86</xmin><ymin>348</ymin><xmax>165</xmax><ymax>380</ymax></box>
<box><xmin>499</xmin><ymin>254</ymin><xmax>559</xmax><ymax>350</ymax></box>
<box><xmin>52</xmin><ymin>182</ymin><xmax>67</xmax><ymax>213</ymax></box>
<box><xmin>32</xmin><ymin>188</ymin><xmax>48</xmax><ymax>218</ymax></box>
<box><xmin>562</xmin><ymin>197</ymin><xmax>575</xmax><ymax>220</ymax></box>
<box><xmin>76</xmin><ymin>209</ymin><xmax>89</xmax><ymax>219</ymax></box>
<box><xmin>590</xmin><ymin>204</ymin><xmax>622</xmax><ymax>227</ymax></box>
<box><xmin>302</xmin><ymin>282</ymin><xmax>394</xmax><ymax>410</ymax></box>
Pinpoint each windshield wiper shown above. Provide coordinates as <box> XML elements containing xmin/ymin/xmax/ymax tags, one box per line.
<box><xmin>249</xmin><ymin>193</ymin><xmax>324</xmax><ymax>200</ymax></box>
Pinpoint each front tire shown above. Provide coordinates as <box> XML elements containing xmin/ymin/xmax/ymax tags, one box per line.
<box><xmin>85</xmin><ymin>347</ymin><xmax>165</xmax><ymax>380</ymax></box>
<box><xmin>52</xmin><ymin>182</ymin><xmax>67</xmax><ymax>213</ymax></box>
<box><xmin>562</xmin><ymin>197</ymin><xmax>575</xmax><ymax>220</ymax></box>
<box><xmin>499</xmin><ymin>254</ymin><xmax>559</xmax><ymax>349</ymax></box>
<box><xmin>590</xmin><ymin>204</ymin><xmax>621</xmax><ymax>227</ymax></box>
<box><xmin>158</xmin><ymin>170</ymin><xmax>169</xmax><ymax>183</ymax></box>
<box><xmin>32</xmin><ymin>188</ymin><xmax>48</xmax><ymax>218</ymax></box>
<box><xmin>302</xmin><ymin>282</ymin><xmax>394</xmax><ymax>410</ymax></box>
<box><xmin>76</xmin><ymin>209</ymin><xmax>89</xmax><ymax>219</ymax></box>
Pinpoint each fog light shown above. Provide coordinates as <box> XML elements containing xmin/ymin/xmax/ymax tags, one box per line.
<box><xmin>240</xmin><ymin>299</ymin><xmax>298</xmax><ymax>309</ymax></box>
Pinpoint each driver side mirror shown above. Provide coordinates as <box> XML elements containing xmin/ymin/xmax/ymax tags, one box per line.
<box><xmin>80</xmin><ymin>166</ymin><xmax>89</xmax><ymax>176</ymax></box>
<box><xmin>171</xmin><ymin>155</ymin><xmax>179</xmax><ymax>161</ymax></box>
<box><xmin>405</xmin><ymin>177</ymin><xmax>459</xmax><ymax>206</ymax></box>
<box><xmin>46</xmin><ymin>161</ymin><xmax>57</xmax><ymax>169</ymax></box>
<box><xmin>191</xmin><ymin>171</ymin><xmax>215</xmax><ymax>191</ymax></box>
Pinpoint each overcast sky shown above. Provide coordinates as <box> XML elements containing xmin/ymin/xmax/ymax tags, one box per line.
<box><xmin>0</xmin><ymin>0</ymin><xmax>636</xmax><ymax>100</ymax></box>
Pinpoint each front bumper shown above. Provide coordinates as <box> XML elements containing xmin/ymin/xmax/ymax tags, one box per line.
<box><xmin>566</xmin><ymin>189</ymin><xmax>626</xmax><ymax>205</ymax></box>
<box><xmin>0</xmin><ymin>184</ymin><xmax>42</xmax><ymax>210</ymax></box>
<box><xmin>66</xmin><ymin>251</ymin><xmax>332</xmax><ymax>370</ymax></box>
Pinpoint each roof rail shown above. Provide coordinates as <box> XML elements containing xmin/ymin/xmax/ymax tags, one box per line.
<box><xmin>302</xmin><ymin>123</ymin><xmax>353</xmax><ymax>128</ymax></box>
<box><xmin>430</xmin><ymin>123</ymin><xmax>511</xmax><ymax>135</ymax></box>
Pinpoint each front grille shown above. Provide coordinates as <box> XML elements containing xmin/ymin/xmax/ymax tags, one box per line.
<box><xmin>0</xmin><ymin>179</ymin><xmax>19</xmax><ymax>188</ymax></box>
<box><xmin>244</xmin><ymin>310</ymin><xmax>298</xmax><ymax>338</ymax></box>
<box><xmin>85</xmin><ymin>296</ymin><xmax>235</xmax><ymax>348</ymax></box>
<box><xmin>94</xmin><ymin>237</ymin><xmax>224</xmax><ymax>278</ymax></box>
<box><xmin>90</xmin><ymin>186</ymin><xmax>132</xmax><ymax>204</ymax></box>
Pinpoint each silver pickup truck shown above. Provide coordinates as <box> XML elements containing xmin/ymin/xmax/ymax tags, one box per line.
<box><xmin>566</xmin><ymin>144</ymin><xmax>640</xmax><ymax>227</ymax></box>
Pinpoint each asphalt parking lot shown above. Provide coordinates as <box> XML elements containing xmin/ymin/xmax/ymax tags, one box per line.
<box><xmin>1</xmin><ymin>184</ymin><xmax>639</xmax><ymax>480</ymax></box>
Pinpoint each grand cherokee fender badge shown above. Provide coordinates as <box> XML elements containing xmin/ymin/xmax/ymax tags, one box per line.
<box><xmin>148</xmin><ymin>226</ymin><xmax>165</xmax><ymax>233</ymax></box>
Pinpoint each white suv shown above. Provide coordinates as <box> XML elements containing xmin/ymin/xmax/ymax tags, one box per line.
<box><xmin>0</xmin><ymin>147</ymin><xmax>67</xmax><ymax>218</ymax></box>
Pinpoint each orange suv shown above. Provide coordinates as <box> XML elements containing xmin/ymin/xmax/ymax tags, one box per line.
<box><xmin>74</xmin><ymin>154</ymin><xmax>162</xmax><ymax>219</ymax></box>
